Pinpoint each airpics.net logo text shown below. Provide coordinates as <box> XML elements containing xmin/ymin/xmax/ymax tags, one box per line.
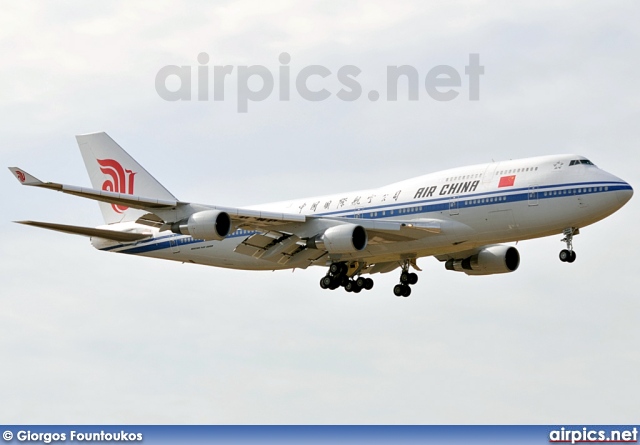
<box><xmin>155</xmin><ymin>52</ymin><xmax>484</xmax><ymax>112</ymax></box>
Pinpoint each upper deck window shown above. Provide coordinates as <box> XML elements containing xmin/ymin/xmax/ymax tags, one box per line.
<box><xmin>569</xmin><ymin>159</ymin><xmax>595</xmax><ymax>166</ymax></box>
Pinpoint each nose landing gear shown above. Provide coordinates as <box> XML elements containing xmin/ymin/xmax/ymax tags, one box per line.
<box><xmin>559</xmin><ymin>227</ymin><xmax>578</xmax><ymax>263</ymax></box>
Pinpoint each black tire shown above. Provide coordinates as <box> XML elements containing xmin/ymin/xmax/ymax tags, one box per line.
<box><xmin>559</xmin><ymin>249</ymin><xmax>570</xmax><ymax>262</ymax></box>
<box><xmin>355</xmin><ymin>277</ymin><xmax>366</xmax><ymax>289</ymax></box>
<box><xmin>402</xmin><ymin>285</ymin><xmax>412</xmax><ymax>297</ymax></box>
<box><xmin>353</xmin><ymin>286</ymin><xmax>362</xmax><ymax>293</ymax></box>
<box><xmin>400</xmin><ymin>272</ymin><xmax>410</xmax><ymax>283</ymax></box>
<box><xmin>330</xmin><ymin>263</ymin><xmax>341</xmax><ymax>275</ymax></box>
<box><xmin>567</xmin><ymin>250</ymin><xmax>577</xmax><ymax>263</ymax></box>
<box><xmin>321</xmin><ymin>276</ymin><xmax>332</xmax><ymax>288</ymax></box>
<box><xmin>393</xmin><ymin>284</ymin><xmax>404</xmax><ymax>297</ymax></box>
<box><xmin>408</xmin><ymin>273</ymin><xmax>418</xmax><ymax>285</ymax></box>
<box><xmin>363</xmin><ymin>278</ymin><xmax>374</xmax><ymax>290</ymax></box>
<box><xmin>345</xmin><ymin>281</ymin><xmax>354</xmax><ymax>292</ymax></box>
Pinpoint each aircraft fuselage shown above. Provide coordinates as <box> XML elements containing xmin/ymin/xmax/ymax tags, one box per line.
<box><xmin>93</xmin><ymin>154</ymin><xmax>632</xmax><ymax>271</ymax></box>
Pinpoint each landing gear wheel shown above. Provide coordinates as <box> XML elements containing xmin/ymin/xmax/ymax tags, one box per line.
<box><xmin>345</xmin><ymin>281</ymin><xmax>355</xmax><ymax>292</ymax></box>
<box><xmin>320</xmin><ymin>262</ymin><xmax>352</xmax><ymax>293</ymax></box>
<box><xmin>395</xmin><ymin>260</ymin><xmax>418</xmax><ymax>297</ymax></box>
<box><xmin>560</xmin><ymin>228</ymin><xmax>579</xmax><ymax>264</ymax></box>
<box><xmin>355</xmin><ymin>277</ymin><xmax>366</xmax><ymax>289</ymax></box>
<box><xmin>320</xmin><ymin>276</ymin><xmax>332</xmax><ymax>289</ymax></box>
<box><xmin>363</xmin><ymin>278</ymin><xmax>374</xmax><ymax>290</ymax></box>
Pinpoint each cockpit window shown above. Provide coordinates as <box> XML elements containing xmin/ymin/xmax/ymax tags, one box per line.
<box><xmin>569</xmin><ymin>159</ymin><xmax>596</xmax><ymax>166</ymax></box>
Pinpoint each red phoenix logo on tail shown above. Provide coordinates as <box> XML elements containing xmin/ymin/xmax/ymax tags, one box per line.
<box><xmin>97</xmin><ymin>159</ymin><xmax>137</xmax><ymax>213</ymax></box>
<box><xmin>16</xmin><ymin>170</ymin><xmax>26</xmax><ymax>182</ymax></box>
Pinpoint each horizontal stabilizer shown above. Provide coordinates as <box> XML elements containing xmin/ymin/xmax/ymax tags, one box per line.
<box><xmin>16</xmin><ymin>220</ymin><xmax>152</xmax><ymax>242</ymax></box>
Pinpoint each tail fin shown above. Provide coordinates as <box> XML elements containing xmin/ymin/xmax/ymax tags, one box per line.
<box><xmin>76</xmin><ymin>132</ymin><xmax>177</xmax><ymax>224</ymax></box>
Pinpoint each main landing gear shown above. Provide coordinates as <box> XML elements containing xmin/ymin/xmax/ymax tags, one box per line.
<box><xmin>319</xmin><ymin>262</ymin><xmax>374</xmax><ymax>293</ymax></box>
<box><xmin>320</xmin><ymin>260</ymin><xmax>420</xmax><ymax>296</ymax></box>
<box><xmin>559</xmin><ymin>227</ymin><xmax>578</xmax><ymax>263</ymax></box>
<box><xmin>393</xmin><ymin>260</ymin><xmax>418</xmax><ymax>297</ymax></box>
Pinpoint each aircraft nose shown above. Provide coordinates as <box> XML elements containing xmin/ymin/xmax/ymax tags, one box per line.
<box><xmin>616</xmin><ymin>182</ymin><xmax>633</xmax><ymax>206</ymax></box>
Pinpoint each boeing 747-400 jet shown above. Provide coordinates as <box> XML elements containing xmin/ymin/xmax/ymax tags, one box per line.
<box><xmin>9</xmin><ymin>132</ymin><xmax>633</xmax><ymax>296</ymax></box>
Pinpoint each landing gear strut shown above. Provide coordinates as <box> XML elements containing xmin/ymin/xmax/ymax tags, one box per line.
<box><xmin>319</xmin><ymin>262</ymin><xmax>374</xmax><ymax>293</ymax></box>
<box><xmin>559</xmin><ymin>227</ymin><xmax>578</xmax><ymax>263</ymax></box>
<box><xmin>393</xmin><ymin>260</ymin><xmax>419</xmax><ymax>297</ymax></box>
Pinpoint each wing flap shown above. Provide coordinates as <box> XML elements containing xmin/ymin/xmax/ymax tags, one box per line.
<box><xmin>233</xmin><ymin>231</ymin><xmax>327</xmax><ymax>267</ymax></box>
<box><xmin>234</xmin><ymin>232</ymin><xmax>298</xmax><ymax>259</ymax></box>
<box><xmin>282</xmin><ymin>247</ymin><xmax>327</xmax><ymax>268</ymax></box>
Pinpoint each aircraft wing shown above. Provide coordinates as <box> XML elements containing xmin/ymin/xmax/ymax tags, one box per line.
<box><xmin>9</xmin><ymin>167</ymin><xmax>306</xmax><ymax>230</ymax></box>
<box><xmin>9</xmin><ymin>167</ymin><xmax>178</xmax><ymax>209</ymax></box>
<box><xmin>9</xmin><ymin>168</ymin><xmax>444</xmax><ymax>256</ymax></box>
<box><xmin>231</xmin><ymin>216</ymin><xmax>446</xmax><ymax>268</ymax></box>
<box><xmin>16</xmin><ymin>220</ymin><xmax>152</xmax><ymax>242</ymax></box>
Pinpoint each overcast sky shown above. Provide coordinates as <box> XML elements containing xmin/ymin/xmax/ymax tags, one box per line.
<box><xmin>1</xmin><ymin>0</ymin><xmax>638</xmax><ymax>424</ymax></box>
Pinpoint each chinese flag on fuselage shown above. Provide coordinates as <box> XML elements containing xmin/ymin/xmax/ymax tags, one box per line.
<box><xmin>498</xmin><ymin>175</ymin><xmax>516</xmax><ymax>187</ymax></box>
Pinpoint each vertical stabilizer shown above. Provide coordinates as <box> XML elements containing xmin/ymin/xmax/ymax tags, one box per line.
<box><xmin>76</xmin><ymin>132</ymin><xmax>177</xmax><ymax>224</ymax></box>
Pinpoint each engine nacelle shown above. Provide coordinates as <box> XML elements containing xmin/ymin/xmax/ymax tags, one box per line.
<box><xmin>445</xmin><ymin>245</ymin><xmax>520</xmax><ymax>276</ymax></box>
<box><xmin>307</xmin><ymin>224</ymin><xmax>368</xmax><ymax>254</ymax></box>
<box><xmin>170</xmin><ymin>210</ymin><xmax>232</xmax><ymax>241</ymax></box>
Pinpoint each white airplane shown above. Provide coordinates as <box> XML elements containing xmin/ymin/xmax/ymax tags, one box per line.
<box><xmin>9</xmin><ymin>132</ymin><xmax>633</xmax><ymax>296</ymax></box>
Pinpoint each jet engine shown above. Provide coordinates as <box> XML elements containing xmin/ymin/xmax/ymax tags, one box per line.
<box><xmin>445</xmin><ymin>245</ymin><xmax>520</xmax><ymax>275</ymax></box>
<box><xmin>170</xmin><ymin>210</ymin><xmax>232</xmax><ymax>241</ymax></box>
<box><xmin>307</xmin><ymin>224</ymin><xmax>368</xmax><ymax>254</ymax></box>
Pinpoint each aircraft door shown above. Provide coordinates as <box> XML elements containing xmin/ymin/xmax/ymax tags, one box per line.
<box><xmin>528</xmin><ymin>186</ymin><xmax>539</xmax><ymax>206</ymax></box>
<box><xmin>449</xmin><ymin>196</ymin><xmax>459</xmax><ymax>215</ymax></box>
<box><xmin>483</xmin><ymin>163</ymin><xmax>498</xmax><ymax>184</ymax></box>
